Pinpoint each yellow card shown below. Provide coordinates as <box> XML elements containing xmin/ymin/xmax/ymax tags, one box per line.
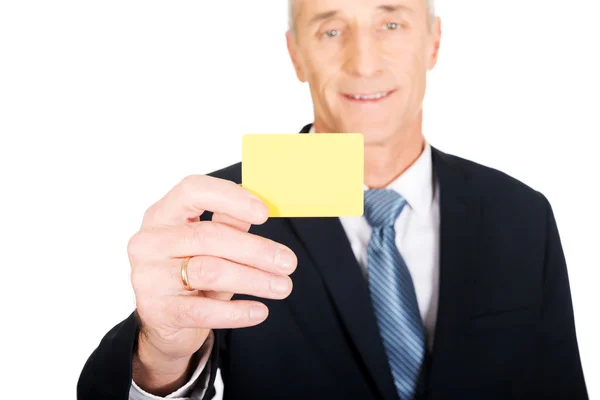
<box><xmin>242</xmin><ymin>133</ymin><xmax>364</xmax><ymax>217</ymax></box>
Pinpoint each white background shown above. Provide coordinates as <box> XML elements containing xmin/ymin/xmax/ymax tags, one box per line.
<box><xmin>1</xmin><ymin>0</ymin><xmax>599</xmax><ymax>398</ymax></box>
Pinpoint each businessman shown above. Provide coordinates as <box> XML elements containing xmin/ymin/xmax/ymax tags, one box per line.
<box><xmin>78</xmin><ymin>0</ymin><xmax>588</xmax><ymax>399</ymax></box>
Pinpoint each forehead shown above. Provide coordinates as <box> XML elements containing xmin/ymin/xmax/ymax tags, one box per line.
<box><xmin>295</xmin><ymin>0</ymin><xmax>426</xmax><ymax>17</ymax></box>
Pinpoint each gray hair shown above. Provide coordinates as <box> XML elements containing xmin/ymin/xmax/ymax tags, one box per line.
<box><xmin>288</xmin><ymin>0</ymin><xmax>436</xmax><ymax>35</ymax></box>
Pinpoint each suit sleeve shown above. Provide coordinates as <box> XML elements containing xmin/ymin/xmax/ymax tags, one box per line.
<box><xmin>535</xmin><ymin>194</ymin><xmax>588</xmax><ymax>398</ymax></box>
<box><xmin>76</xmin><ymin>312</ymin><xmax>223</xmax><ymax>400</ymax></box>
<box><xmin>77</xmin><ymin>312</ymin><xmax>140</xmax><ymax>400</ymax></box>
<box><xmin>129</xmin><ymin>331</ymin><xmax>214</xmax><ymax>399</ymax></box>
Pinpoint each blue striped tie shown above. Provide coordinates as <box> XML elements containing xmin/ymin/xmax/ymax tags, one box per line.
<box><xmin>364</xmin><ymin>189</ymin><xmax>426</xmax><ymax>400</ymax></box>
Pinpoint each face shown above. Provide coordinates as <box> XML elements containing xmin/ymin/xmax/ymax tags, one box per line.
<box><xmin>287</xmin><ymin>0</ymin><xmax>441</xmax><ymax>145</ymax></box>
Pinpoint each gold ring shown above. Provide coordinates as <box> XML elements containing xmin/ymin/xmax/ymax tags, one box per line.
<box><xmin>180</xmin><ymin>256</ymin><xmax>193</xmax><ymax>291</ymax></box>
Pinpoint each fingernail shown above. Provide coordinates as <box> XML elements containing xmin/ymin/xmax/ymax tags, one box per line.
<box><xmin>250</xmin><ymin>304</ymin><xmax>268</xmax><ymax>320</ymax></box>
<box><xmin>274</xmin><ymin>246</ymin><xmax>296</xmax><ymax>271</ymax></box>
<box><xmin>270</xmin><ymin>277</ymin><xmax>290</xmax><ymax>294</ymax></box>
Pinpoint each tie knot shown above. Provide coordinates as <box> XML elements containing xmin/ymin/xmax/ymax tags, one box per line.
<box><xmin>364</xmin><ymin>189</ymin><xmax>407</xmax><ymax>228</ymax></box>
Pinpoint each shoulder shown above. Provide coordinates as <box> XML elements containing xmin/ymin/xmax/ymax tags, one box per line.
<box><xmin>436</xmin><ymin>151</ymin><xmax>563</xmax><ymax>285</ymax></box>
<box><xmin>438</xmin><ymin>150</ymin><xmax>550</xmax><ymax>209</ymax></box>
<box><xmin>435</xmin><ymin>149</ymin><xmax>554</xmax><ymax>238</ymax></box>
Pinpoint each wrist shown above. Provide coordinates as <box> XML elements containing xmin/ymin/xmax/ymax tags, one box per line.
<box><xmin>132</xmin><ymin>332</ymin><xmax>194</xmax><ymax>396</ymax></box>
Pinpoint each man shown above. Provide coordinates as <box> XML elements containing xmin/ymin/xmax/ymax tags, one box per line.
<box><xmin>78</xmin><ymin>0</ymin><xmax>588</xmax><ymax>399</ymax></box>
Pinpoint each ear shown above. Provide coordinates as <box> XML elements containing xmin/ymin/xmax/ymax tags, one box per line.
<box><xmin>427</xmin><ymin>17</ymin><xmax>442</xmax><ymax>70</ymax></box>
<box><xmin>286</xmin><ymin>30</ymin><xmax>307</xmax><ymax>82</ymax></box>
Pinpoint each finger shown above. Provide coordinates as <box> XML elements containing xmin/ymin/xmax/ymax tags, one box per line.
<box><xmin>142</xmin><ymin>175</ymin><xmax>268</xmax><ymax>228</ymax></box>
<box><xmin>203</xmin><ymin>213</ymin><xmax>253</xmax><ymax>301</ymax></box>
<box><xmin>167</xmin><ymin>296</ymin><xmax>269</xmax><ymax>329</ymax></box>
<box><xmin>212</xmin><ymin>212</ymin><xmax>251</xmax><ymax>232</ymax></box>
<box><xmin>204</xmin><ymin>291</ymin><xmax>234</xmax><ymax>301</ymax></box>
<box><xmin>174</xmin><ymin>255</ymin><xmax>293</xmax><ymax>299</ymax></box>
<box><xmin>134</xmin><ymin>222</ymin><xmax>297</xmax><ymax>275</ymax></box>
<box><xmin>200</xmin><ymin>214</ymin><xmax>244</xmax><ymax>301</ymax></box>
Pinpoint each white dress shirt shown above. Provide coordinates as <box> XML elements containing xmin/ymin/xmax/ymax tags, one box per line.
<box><xmin>130</xmin><ymin>130</ymin><xmax>441</xmax><ymax>400</ymax></box>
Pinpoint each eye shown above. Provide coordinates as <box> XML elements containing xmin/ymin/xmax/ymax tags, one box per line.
<box><xmin>324</xmin><ymin>29</ymin><xmax>341</xmax><ymax>38</ymax></box>
<box><xmin>384</xmin><ymin>22</ymin><xmax>399</xmax><ymax>30</ymax></box>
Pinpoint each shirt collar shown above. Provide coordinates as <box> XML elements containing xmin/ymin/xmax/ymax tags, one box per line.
<box><xmin>308</xmin><ymin>124</ymin><xmax>434</xmax><ymax>216</ymax></box>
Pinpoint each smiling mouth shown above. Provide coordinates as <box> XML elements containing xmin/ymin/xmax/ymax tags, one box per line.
<box><xmin>341</xmin><ymin>90</ymin><xmax>395</xmax><ymax>103</ymax></box>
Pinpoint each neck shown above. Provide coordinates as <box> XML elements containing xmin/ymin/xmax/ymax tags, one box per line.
<box><xmin>313</xmin><ymin>112</ymin><xmax>426</xmax><ymax>189</ymax></box>
<box><xmin>364</xmin><ymin>126</ymin><xmax>425</xmax><ymax>189</ymax></box>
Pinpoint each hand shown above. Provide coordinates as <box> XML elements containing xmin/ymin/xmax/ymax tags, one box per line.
<box><xmin>128</xmin><ymin>175</ymin><xmax>297</xmax><ymax>394</ymax></box>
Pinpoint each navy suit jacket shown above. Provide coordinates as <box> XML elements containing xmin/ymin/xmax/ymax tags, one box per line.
<box><xmin>78</xmin><ymin>124</ymin><xmax>588</xmax><ymax>399</ymax></box>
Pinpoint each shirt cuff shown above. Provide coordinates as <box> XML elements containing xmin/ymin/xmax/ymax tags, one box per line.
<box><xmin>129</xmin><ymin>331</ymin><xmax>215</xmax><ymax>400</ymax></box>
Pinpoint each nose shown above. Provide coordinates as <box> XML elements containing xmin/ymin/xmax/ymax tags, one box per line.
<box><xmin>343</xmin><ymin>29</ymin><xmax>382</xmax><ymax>78</ymax></box>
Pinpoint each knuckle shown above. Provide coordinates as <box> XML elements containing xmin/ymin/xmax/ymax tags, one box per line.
<box><xmin>265</xmin><ymin>241</ymin><xmax>281</xmax><ymax>267</ymax></box>
<box><xmin>188</xmin><ymin>221</ymin><xmax>211</xmax><ymax>248</ymax></box>
<box><xmin>180</xmin><ymin>174</ymin><xmax>201</xmax><ymax>190</ymax></box>
<box><xmin>256</xmin><ymin>277</ymin><xmax>272</xmax><ymax>297</ymax></box>
<box><xmin>180</xmin><ymin>175</ymin><xmax>208</xmax><ymax>200</ymax></box>
<box><xmin>193</xmin><ymin>257</ymin><xmax>219</xmax><ymax>287</ymax></box>
<box><xmin>127</xmin><ymin>232</ymin><xmax>144</xmax><ymax>261</ymax></box>
<box><xmin>142</xmin><ymin>204</ymin><xmax>157</xmax><ymax>224</ymax></box>
<box><xmin>181</xmin><ymin>221</ymin><xmax>197</xmax><ymax>240</ymax></box>
<box><xmin>179</xmin><ymin>176</ymin><xmax>201</xmax><ymax>207</ymax></box>
<box><xmin>191</xmin><ymin>221</ymin><xmax>227</xmax><ymax>249</ymax></box>
<box><xmin>130</xmin><ymin>267</ymin><xmax>144</xmax><ymax>292</ymax></box>
<box><xmin>225</xmin><ymin>307</ymin><xmax>246</xmax><ymax>323</ymax></box>
<box><xmin>270</xmin><ymin>246</ymin><xmax>279</xmax><ymax>267</ymax></box>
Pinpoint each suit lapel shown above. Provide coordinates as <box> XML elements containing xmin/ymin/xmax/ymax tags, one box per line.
<box><xmin>290</xmin><ymin>125</ymin><xmax>480</xmax><ymax>399</ymax></box>
<box><xmin>291</xmin><ymin>123</ymin><xmax>399</xmax><ymax>399</ymax></box>
<box><xmin>427</xmin><ymin>148</ymin><xmax>481</xmax><ymax>396</ymax></box>
<box><xmin>287</xmin><ymin>216</ymin><xmax>400</xmax><ymax>400</ymax></box>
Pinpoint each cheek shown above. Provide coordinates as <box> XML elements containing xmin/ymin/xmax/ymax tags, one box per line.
<box><xmin>303</xmin><ymin>71</ymin><xmax>331</xmax><ymax>118</ymax></box>
<box><xmin>385</xmin><ymin>42</ymin><xmax>423</xmax><ymax>75</ymax></box>
<box><xmin>306</xmin><ymin>59</ymin><xmax>340</xmax><ymax>98</ymax></box>
<box><xmin>387</xmin><ymin>48</ymin><xmax>428</xmax><ymax>97</ymax></box>
<box><xmin>305</xmin><ymin>42</ymin><xmax>345</xmax><ymax>86</ymax></box>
